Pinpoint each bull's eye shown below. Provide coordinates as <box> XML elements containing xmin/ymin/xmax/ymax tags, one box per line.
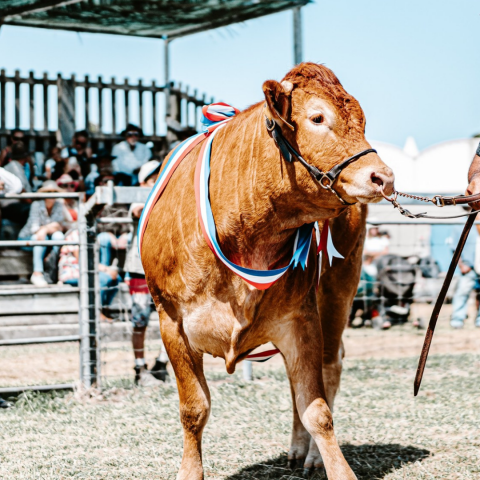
<box><xmin>311</xmin><ymin>114</ymin><xmax>324</xmax><ymax>125</ymax></box>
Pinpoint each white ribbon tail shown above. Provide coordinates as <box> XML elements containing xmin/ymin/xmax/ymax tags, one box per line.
<box><xmin>317</xmin><ymin>251</ymin><xmax>323</xmax><ymax>286</ymax></box>
<box><xmin>326</xmin><ymin>228</ymin><xmax>344</xmax><ymax>266</ymax></box>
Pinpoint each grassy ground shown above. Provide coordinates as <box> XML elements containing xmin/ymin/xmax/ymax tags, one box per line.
<box><xmin>1</xmin><ymin>352</ymin><xmax>479</xmax><ymax>479</ymax></box>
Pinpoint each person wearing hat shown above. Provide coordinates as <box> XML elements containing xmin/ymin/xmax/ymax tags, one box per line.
<box><xmin>18</xmin><ymin>181</ymin><xmax>70</xmax><ymax>287</ymax></box>
<box><xmin>123</xmin><ymin>160</ymin><xmax>169</xmax><ymax>385</ymax></box>
<box><xmin>112</xmin><ymin>124</ymin><xmax>151</xmax><ymax>185</ymax></box>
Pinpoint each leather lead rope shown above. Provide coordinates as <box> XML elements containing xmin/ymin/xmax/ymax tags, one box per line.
<box><xmin>414</xmin><ymin>213</ymin><xmax>476</xmax><ymax>395</ymax></box>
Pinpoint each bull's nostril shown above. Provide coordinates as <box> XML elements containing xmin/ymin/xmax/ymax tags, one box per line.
<box><xmin>371</xmin><ymin>173</ymin><xmax>383</xmax><ymax>187</ymax></box>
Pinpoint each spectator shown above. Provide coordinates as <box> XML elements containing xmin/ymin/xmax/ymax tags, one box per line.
<box><xmin>112</xmin><ymin>124</ymin><xmax>151</xmax><ymax>185</ymax></box>
<box><xmin>58</xmin><ymin>229</ymin><xmax>119</xmax><ymax>321</ymax></box>
<box><xmin>0</xmin><ymin>167</ymin><xmax>23</xmax><ymax>195</ymax></box>
<box><xmin>44</xmin><ymin>146</ymin><xmax>65</xmax><ymax>181</ymax></box>
<box><xmin>94</xmin><ymin>167</ymin><xmax>115</xmax><ymax>188</ymax></box>
<box><xmin>0</xmin><ymin>129</ymin><xmax>25</xmax><ymax>166</ymax></box>
<box><xmin>85</xmin><ymin>149</ymin><xmax>116</xmax><ymax>196</ymax></box>
<box><xmin>124</xmin><ymin>160</ymin><xmax>168</xmax><ymax>386</ymax></box>
<box><xmin>0</xmin><ymin>143</ymin><xmax>34</xmax><ymax>233</ymax></box>
<box><xmin>18</xmin><ymin>181</ymin><xmax>70</xmax><ymax>286</ymax></box>
<box><xmin>61</xmin><ymin>130</ymin><xmax>92</xmax><ymax>181</ymax></box>
<box><xmin>449</xmin><ymin>218</ymin><xmax>480</xmax><ymax>329</ymax></box>
<box><xmin>0</xmin><ymin>168</ymin><xmax>23</xmax><ymax>237</ymax></box>
<box><xmin>56</xmin><ymin>173</ymin><xmax>79</xmax><ymax>221</ymax></box>
<box><xmin>4</xmin><ymin>142</ymin><xmax>32</xmax><ymax>193</ymax></box>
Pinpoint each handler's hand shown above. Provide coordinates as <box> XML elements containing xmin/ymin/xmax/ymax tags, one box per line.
<box><xmin>466</xmin><ymin>173</ymin><xmax>480</xmax><ymax>211</ymax></box>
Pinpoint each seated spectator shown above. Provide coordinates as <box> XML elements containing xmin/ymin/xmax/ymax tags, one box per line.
<box><xmin>5</xmin><ymin>142</ymin><xmax>32</xmax><ymax>193</ymax></box>
<box><xmin>58</xmin><ymin>229</ymin><xmax>119</xmax><ymax>321</ymax></box>
<box><xmin>0</xmin><ymin>167</ymin><xmax>23</xmax><ymax>237</ymax></box>
<box><xmin>44</xmin><ymin>145</ymin><xmax>66</xmax><ymax>181</ymax></box>
<box><xmin>61</xmin><ymin>130</ymin><xmax>93</xmax><ymax>181</ymax></box>
<box><xmin>18</xmin><ymin>181</ymin><xmax>70</xmax><ymax>286</ymax></box>
<box><xmin>112</xmin><ymin>124</ymin><xmax>151</xmax><ymax>185</ymax></box>
<box><xmin>85</xmin><ymin>149</ymin><xmax>116</xmax><ymax>196</ymax></box>
<box><xmin>0</xmin><ymin>129</ymin><xmax>25</xmax><ymax>166</ymax></box>
<box><xmin>1</xmin><ymin>142</ymin><xmax>34</xmax><ymax>234</ymax></box>
<box><xmin>0</xmin><ymin>167</ymin><xmax>23</xmax><ymax>195</ymax></box>
<box><xmin>56</xmin><ymin>173</ymin><xmax>79</xmax><ymax>221</ymax></box>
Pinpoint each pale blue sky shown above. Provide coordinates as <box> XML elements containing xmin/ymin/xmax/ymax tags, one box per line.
<box><xmin>0</xmin><ymin>0</ymin><xmax>479</xmax><ymax>149</ymax></box>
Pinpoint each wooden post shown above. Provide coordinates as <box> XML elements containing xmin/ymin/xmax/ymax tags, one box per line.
<box><xmin>14</xmin><ymin>70</ymin><xmax>20</xmax><ymax>129</ymax></box>
<box><xmin>57</xmin><ymin>73</ymin><xmax>76</xmax><ymax>146</ymax></box>
<box><xmin>293</xmin><ymin>7</ymin><xmax>303</xmax><ymax>65</ymax></box>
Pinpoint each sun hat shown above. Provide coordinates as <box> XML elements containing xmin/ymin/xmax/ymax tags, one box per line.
<box><xmin>138</xmin><ymin>160</ymin><xmax>161</xmax><ymax>184</ymax></box>
<box><xmin>120</xmin><ymin>123</ymin><xmax>144</xmax><ymax>138</ymax></box>
<box><xmin>38</xmin><ymin>180</ymin><xmax>65</xmax><ymax>193</ymax></box>
<box><xmin>56</xmin><ymin>173</ymin><xmax>79</xmax><ymax>190</ymax></box>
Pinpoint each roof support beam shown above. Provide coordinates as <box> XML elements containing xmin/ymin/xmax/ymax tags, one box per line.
<box><xmin>293</xmin><ymin>7</ymin><xmax>303</xmax><ymax>65</ymax></box>
<box><xmin>2</xmin><ymin>0</ymin><xmax>83</xmax><ymax>18</ymax></box>
<box><xmin>164</xmin><ymin>38</ymin><xmax>170</xmax><ymax>88</ymax></box>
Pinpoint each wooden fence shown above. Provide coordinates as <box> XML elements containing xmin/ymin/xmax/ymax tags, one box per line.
<box><xmin>0</xmin><ymin>69</ymin><xmax>212</xmax><ymax>157</ymax></box>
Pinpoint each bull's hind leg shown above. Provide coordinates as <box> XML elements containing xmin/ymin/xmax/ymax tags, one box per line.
<box><xmin>159</xmin><ymin>310</ymin><xmax>210</xmax><ymax>480</ymax></box>
<box><xmin>276</xmin><ymin>310</ymin><xmax>357</xmax><ymax>480</ymax></box>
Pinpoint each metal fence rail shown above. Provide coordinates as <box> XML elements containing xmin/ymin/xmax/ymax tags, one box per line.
<box><xmin>0</xmin><ymin>191</ymin><xmax>91</xmax><ymax>393</ymax></box>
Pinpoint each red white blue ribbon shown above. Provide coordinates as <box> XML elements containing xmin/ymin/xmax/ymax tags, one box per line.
<box><xmin>194</xmin><ymin>124</ymin><xmax>315</xmax><ymax>290</ymax></box>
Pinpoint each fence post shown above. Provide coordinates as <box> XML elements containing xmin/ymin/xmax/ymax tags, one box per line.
<box><xmin>57</xmin><ymin>74</ymin><xmax>76</xmax><ymax>147</ymax></box>
<box><xmin>166</xmin><ymin>82</ymin><xmax>183</xmax><ymax>146</ymax></box>
<box><xmin>243</xmin><ymin>361</ymin><xmax>253</xmax><ymax>381</ymax></box>
<box><xmin>78</xmin><ymin>202</ymin><xmax>100</xmax><ymax>388</ymax></box>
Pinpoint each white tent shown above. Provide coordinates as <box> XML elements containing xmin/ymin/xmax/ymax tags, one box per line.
<box><xmin>370</xmin><ymin>137</ymin><xmax>479</xmax><ymax>194</ymax></box>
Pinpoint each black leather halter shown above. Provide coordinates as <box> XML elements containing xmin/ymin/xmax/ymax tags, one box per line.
<box><xmin>265</xmin><ymin>117</ymin><xmax>377</xmax><ymax>205</ymax></box>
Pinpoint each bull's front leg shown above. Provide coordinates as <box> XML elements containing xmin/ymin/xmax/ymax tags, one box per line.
<box><xmin>287</xmin><ymin>379</ymin><xmax>311</xmax><ymax>468</ymax></box>
<box><xmin>276</xmin><ymin>311</ymin><xmax>357</xmax><ymax>480</ymax></box>
<box><xmin>319</xmin><ymin>204</ymin><xmax>366</xmax><ymax>409</ymax></box>
<box><xmin>158</xmin><ymin>309</ymin><xmax>210</xmax><ymax>480</ymax></box>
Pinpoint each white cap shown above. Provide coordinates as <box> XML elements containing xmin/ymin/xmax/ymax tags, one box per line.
<box><xmin>138</xmin><ymin>160</ymin><xmax>161</xmax><ymax>184</ymax></box>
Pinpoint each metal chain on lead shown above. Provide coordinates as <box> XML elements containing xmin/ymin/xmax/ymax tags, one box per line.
<box><xmin>380</xmin><ymin>188</ymin><xmax>479</xmax><ymax>220</ymax></box>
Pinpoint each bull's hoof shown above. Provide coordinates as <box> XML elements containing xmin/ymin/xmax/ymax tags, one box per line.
<box><xmin>288</xmin><ymin>456</ymin><xmax>305</xmax><ymax>470</ymax></box>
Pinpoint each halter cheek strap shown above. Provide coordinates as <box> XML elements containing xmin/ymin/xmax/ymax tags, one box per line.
<box><xmin>265</xmin><ymin>116</ymin><xmax>376</xmax><ymax>205</ymax></box>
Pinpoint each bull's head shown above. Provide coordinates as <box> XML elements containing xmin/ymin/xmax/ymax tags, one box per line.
<box><xmin>263</xmin><ymin>63</ymin><xmax>394</xmax><ymax>208</ymax></box>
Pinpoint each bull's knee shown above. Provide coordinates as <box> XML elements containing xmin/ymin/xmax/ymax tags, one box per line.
<box><xmin>301</xmin><ymin>398</ymin><xmax>334</xmax><ymax>439</ymax></box>
<box><xmin>180</xmin><ymin>395</ymin><xmax>210</xmax><ymax>435</ymax></box>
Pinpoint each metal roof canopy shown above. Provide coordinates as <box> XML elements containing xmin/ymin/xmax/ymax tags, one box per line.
<box><xmin>0</xmin><ymin>0</ymin><xmax>308</xmax><ymax>40</ymax></box>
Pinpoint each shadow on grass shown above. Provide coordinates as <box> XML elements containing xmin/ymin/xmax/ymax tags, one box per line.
<box><xmin>225</xmin><ymin>443</ymin><xmax>430</xmax><ymax>480</ymax></box>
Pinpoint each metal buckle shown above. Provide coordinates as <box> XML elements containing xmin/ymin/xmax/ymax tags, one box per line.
<box><xmin>432</xmin><ymin>195</ymin><xmax>455</xmax><ymax>207</ymax></box>
<box><xmin>265</xmin><ymin>117</ymin><xmax>276</xmax><ymax>132</ymax></box>
<box><xmin>319</xmin><ymin>174</ymin><xmax>334</xmax><ymax>189</ymax></box>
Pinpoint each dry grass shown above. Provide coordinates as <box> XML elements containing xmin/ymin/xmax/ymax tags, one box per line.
<box><xmin>1</xmin><ymin>352</ymin><xmax>479</xmax><ymax>479</ymax></box>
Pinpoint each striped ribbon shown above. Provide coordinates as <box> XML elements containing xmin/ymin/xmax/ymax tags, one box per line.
<box><xmin>138</xmin><ymin>102</ymin><xmax>344</xmax><ymax>360</ymax></box>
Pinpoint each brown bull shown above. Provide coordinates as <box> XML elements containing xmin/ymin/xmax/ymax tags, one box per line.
<box><xmin>142</xmin><ymin>62</ymin><xmax>394</xmax><ymax>480</ymax></box>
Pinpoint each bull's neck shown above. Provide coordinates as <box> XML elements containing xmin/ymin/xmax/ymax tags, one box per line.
<box><xmin>207</xmin><ymin>103</ymin><xmax>332</xmax><ymax>269</ymax></box>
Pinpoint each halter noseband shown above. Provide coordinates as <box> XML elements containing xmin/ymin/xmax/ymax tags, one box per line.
<box><xmin>265</xmin><ymin>116</ymin><xmax>376</xmax><ymax>205</ymax></box>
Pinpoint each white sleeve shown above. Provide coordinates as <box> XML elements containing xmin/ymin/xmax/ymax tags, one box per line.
<box><xmin>0</xmin><ymin>167</ymin><xmax>23</xmax><ymax>194</ymax></box>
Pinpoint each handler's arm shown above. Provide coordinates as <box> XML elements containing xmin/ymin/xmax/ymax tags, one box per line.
<box><xmin>466</xmin><ymin>142</ymin><xmax>480</xmax><ymax>203</ymax></box>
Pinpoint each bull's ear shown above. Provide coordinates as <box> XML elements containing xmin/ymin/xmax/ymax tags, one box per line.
<box><xmin>262</xmin><ymin>80</ymin><xmax>294</xmax><ymax>130</ymax></box>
